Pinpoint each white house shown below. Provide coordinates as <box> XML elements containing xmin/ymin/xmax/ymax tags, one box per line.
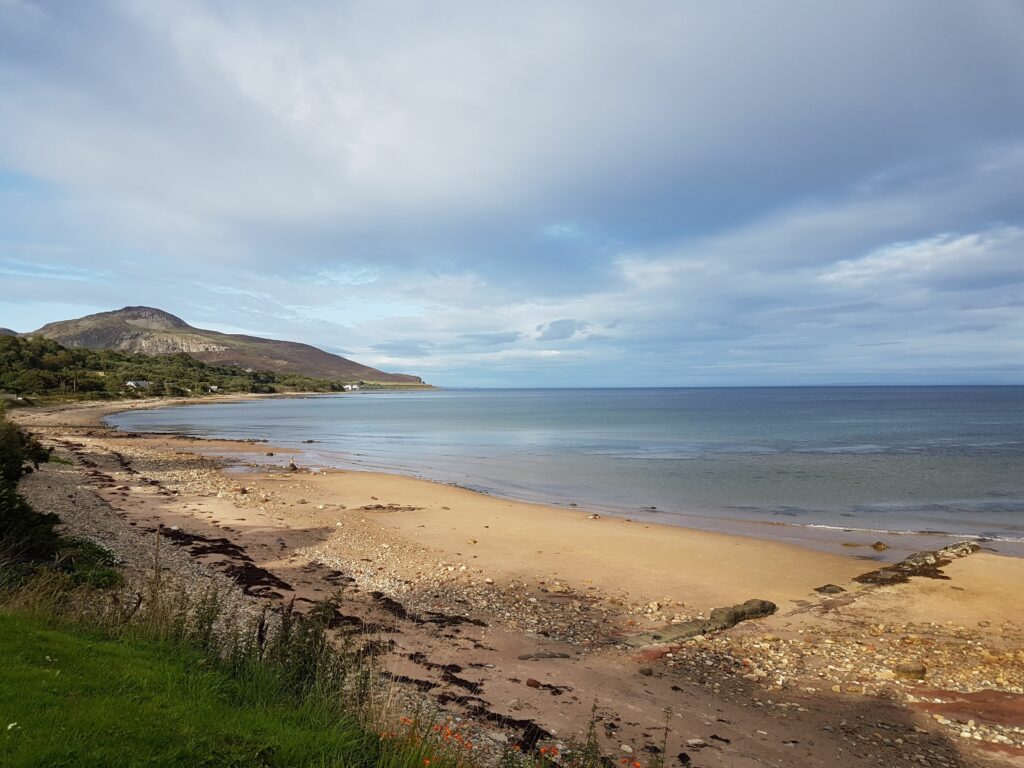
<box><xmin>125</xmin><ymin>380</ymin><xmax>152</xmax><ymax>389</ymax></box>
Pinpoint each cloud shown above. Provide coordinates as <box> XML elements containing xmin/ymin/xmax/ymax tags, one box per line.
<box><xmin>820</xmin><ymin>227</ymin><xmax>1024</xmax><ymax>290</ymax></box>
<box><xmin>535</xmin><ymin>319</ymin><xmax>591</xmax><ymax>342</ymax></box>
<box><xmin>0</xmin><ymin>1</ymin><xmax>1022</xmax><ymax>384</ymax></box>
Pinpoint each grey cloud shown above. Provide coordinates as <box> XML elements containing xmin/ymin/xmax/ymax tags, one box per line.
<box><xmin>536</xmin><ymin>319</ymin><xmax>590</xmax><ymax>342</ymax></box>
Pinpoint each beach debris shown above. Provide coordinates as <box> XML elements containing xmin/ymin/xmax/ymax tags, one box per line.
<box><xmin>854</xmin><ymin>541</ymin><xmax>980</xmax><ymax>585</ymax></box>
<box><xmin>517</xmin><ymin>652</ymin><xmax>571</xmax><ymax>661</ymax></box>
<box><xmin>286</xmin><ymin>460</ymin><xmax>299</xmax><ymax>471</ymax></box>
<box><xmin>813</xmin><ymin>584</ymin><xmax>846</xmax><ymax>594</ymax></box>
<box><xmin>587</xmin><ymin>513</ymin><xmax>601</xmax><ymax>519</ymax></box>
<box><xmin>358</xmin><ymin>503</ymin><xmax>421</xmax><ymax>512</ymax></box>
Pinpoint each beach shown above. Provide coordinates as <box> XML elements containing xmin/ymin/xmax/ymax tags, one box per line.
<box><xmin>11</xmin><ymin>399</ymin><xmax>1024</xmax><ymax>767</ymax></box>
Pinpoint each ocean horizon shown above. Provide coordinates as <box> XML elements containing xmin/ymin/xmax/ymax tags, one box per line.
<box><xmin>107</xmin><ymin>385</ymin><xmax>1024</xmax><ymax>553</ymax></box>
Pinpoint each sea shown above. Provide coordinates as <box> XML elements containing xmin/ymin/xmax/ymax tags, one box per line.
<box><xmin>106</xmin><ymin>387</ymin><xmax>1024</xmax><ymax>556</ymax></box>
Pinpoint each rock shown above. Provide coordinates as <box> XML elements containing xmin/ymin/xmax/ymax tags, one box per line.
<box><xmin>814</xmin><ymin>584</ymin><xmax>846</xmax><ymax>594</ymax></box>
<box><xmin>519</xmin><ymin>652</ymin><xmax>572</xmax><ymax>660</ymax></box>
<box><xmin>287</xmin><ymin>460</ymin><xmax>299</xmax><ymax>471</ymax></box>
<box><xmin>525</xmin><ymin>678</ymin><xmax>542</xmax><ymax>689</ymax></box>
<box><xmin>623</xmin><ymin>598</ymin><xmax>777</xmax><ymax>647</ymax></box>
<box><xmin>265</xmin><ymin>452</ymin><xmax>274</xmax><ymax>456</ymax></box>
<box><xmin>895</xmin><ymin>663</ymin><xmax>927</xmax><ymax>680</ymax></box>
<box><xmin>587</xmin><ymin>514</ymin><xmax>601</xmax><ymax>519</ymax></box>
<box><xmin>855</xmin><ymin>542</ymin><xmax>980</xmax><ymax>585</ymax></box>
<box><xmin>685</xmin><ymin>738</ymin><xmax>706</xmax><ymax>749</ymax></box>
<box><xmin>620</xmin><ymin>745</ymin><xmax>634</xmax><ymax>754</ymax></box>
<box><xmin>639</xmin><ymin>667</ymin><xmax>654</xmax><ymax>677</ymax></box>
<box><xmin>872</xmin><ymin>541</ymin><xmax>889</xmax><ymax>551</ymax></box>
<box><xmin>676</xmin><ymin>753</ymin><xmax>691</xmax><ymax>766</ymax></box>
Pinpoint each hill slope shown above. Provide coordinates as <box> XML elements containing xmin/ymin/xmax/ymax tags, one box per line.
<box><xmin>30</xmin><ymin>307</ymin><xmax>422</xmax><ymax>384</ymax></box>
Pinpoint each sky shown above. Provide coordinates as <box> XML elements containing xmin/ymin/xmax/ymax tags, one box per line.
<box><xmin>1</xmin><ymin>1</ymin><xmax>1023</xmax><ymax>387</ymax></box>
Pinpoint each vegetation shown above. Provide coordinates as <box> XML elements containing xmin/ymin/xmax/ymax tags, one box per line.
<box><xmin>0</xmin><ymin>407</ymin><xmax>59</xmax><ymax>561</ymax></box>
<box><xmin>0</xmin><ymin>613</ymin><xmax>378</xmax><ymax>768</ymax></box>
<box><xmin>0</xmin><ymin>335</ymin><xmax>367</xmax><ymax>399</ymax></box>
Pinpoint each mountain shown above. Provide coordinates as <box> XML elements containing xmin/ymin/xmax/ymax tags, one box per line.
<box><xmin>30</xmin><ymin>307</ymin><xmax>423</xmax><ymax>384</ymax></box>
<box><xmin>0</xmin><ymin>328</ymin><xmax>16</xmax><ymax>336</ymax></box>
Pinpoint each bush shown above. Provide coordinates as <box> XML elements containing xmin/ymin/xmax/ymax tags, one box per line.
<box><xmin>0</xmin><ymin>408</ymin><xmax>59</xmax><ymax>561</ymax></box>
<box><xmin>0</xmin><ymin>483</ymin><xmax>60</xmax><ymax>561</ymax></box>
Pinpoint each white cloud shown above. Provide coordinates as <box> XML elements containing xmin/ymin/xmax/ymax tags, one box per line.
<box><xmin>820</xmin><ymin>227</ymin><xmax>1024</xmax><ymax>288</ymax></box>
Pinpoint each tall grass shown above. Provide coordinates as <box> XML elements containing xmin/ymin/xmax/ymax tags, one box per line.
<box><xmin>0</xmin><ymin>541</ymin><xmax>485</xmax><ymax>768</ymax></box>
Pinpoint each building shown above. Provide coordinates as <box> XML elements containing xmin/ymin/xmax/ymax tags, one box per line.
<box><xmin>125</xmin><ymin>380</ymin><xmax>152</xmax><ymax>389</ymax></box>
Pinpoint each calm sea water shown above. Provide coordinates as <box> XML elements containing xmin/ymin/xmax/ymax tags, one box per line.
<box><xmin>107</xmin><ymin>387</ymin><xmax>1024</xmax><ymax>550</ymax></box>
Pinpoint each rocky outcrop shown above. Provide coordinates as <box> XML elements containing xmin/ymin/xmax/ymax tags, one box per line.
<box><xmin>27</xmin><ymin>306</ymin><xmax>423</xmax><ymax>384</ymax></box>
<box><xmin>624</xmin><ymin>598</ymin><xmax>777</xmax><ymax>647</ymax></box>
<box><xmin>853</xmin><ymin>541</ymin><xmax>980</xmax><ymax>585</ymax></box>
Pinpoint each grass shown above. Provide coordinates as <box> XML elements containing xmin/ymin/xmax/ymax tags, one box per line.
<box><xmin>0</xmin><ymin>612</ymin><xmax>443</xmax><ymax>768</ymax></box>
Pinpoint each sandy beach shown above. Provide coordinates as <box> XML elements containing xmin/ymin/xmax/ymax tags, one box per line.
<box><xmin>11</xmin><ymin>399</ymin><xmax>1024</xmax><ymax>767</ymax></box>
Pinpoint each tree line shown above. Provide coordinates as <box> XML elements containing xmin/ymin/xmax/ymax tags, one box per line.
<box><xmin>0</xmin><ymin>335</ymin><xmax>358</xmax><ymax>399</ymax></box>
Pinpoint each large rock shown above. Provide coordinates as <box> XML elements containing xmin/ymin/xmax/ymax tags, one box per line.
<box><xmin>624</xmin><ymin>598</ymin><xmax>777</xmax><ymax>647</ymax></box>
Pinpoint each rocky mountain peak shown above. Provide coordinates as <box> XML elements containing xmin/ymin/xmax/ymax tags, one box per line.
<box><xmin>106</xmin><ymin>306</ymin><xmax>190</xmax><ymax>330</ymax></box>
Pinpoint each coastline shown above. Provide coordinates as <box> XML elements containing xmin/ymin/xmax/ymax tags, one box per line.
<box><xmin>12</xmin><ymin>398</ymin><xmax>1024</xmax><ymax>765</ymax></box>
<box><xmin>100</xmin><ymin>394</ymin><xmax>1024</xmax><ymax>561</ymax></box>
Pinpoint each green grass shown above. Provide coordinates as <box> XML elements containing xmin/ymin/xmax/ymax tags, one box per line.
<box><xmin>0</xmin><ymin>613</ymin><xmax>434</xmax><ymax>768</ymax></box>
